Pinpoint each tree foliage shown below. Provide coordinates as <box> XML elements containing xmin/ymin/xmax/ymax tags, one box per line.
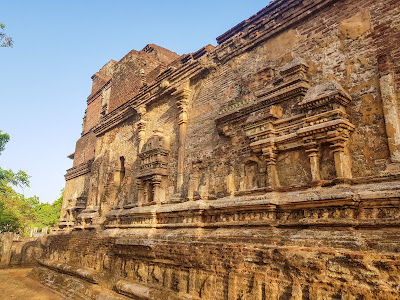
<box><xmin>0</xmin><ymin>130</ymin><xmax>30</xmax><ymax>192</ymax></box>
<box><xmin>0</xmin><ymin>131</ymin><xmax>10</xmax><ymax>154</ymax></box>
<box><xmin>0</xmin><ymin>23</ymin><xmax>13</xmax><ymax>48</ymax></box>
<box><xmin>34</xmin><ymin>190</ymin><xmax>63</xmax><ymax>229</ymax></box>
<box><xmin>0</xmin><ymin>130</ymin><xmax>62</xmax><ymax>235</ymax></box>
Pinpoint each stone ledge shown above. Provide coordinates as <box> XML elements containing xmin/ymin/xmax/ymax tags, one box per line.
<box><xmin>114</xmin><ymin>279</ymin><xmax>199</xmax><ymax>300</ymax></box>
<box><xmin>103</xmin><ymin>180</ymin><xmax>400</xmax><ymax>230</ymax></box>
<box><xmin>30</xmin><ymin>266</ymin><xmax>130</xmax><ymax>300</ymax></box>
<box><xmin>65</xmin><ymin>159</ymin><xmax>94</xmax><ymax>181</ymax></box>
<box><xmin>37</xmin><ymin>259</ymin><xmax>99</xmax><ymax>284</ymax></box>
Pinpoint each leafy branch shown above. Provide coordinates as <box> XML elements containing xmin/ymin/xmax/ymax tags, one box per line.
<box><xmin>0</xmin><ymin>23</ymin><xmax>13</xmax><ymax>47</ymax></box>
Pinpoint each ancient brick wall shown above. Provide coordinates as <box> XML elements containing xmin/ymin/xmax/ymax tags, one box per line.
<box><xmin>0</xmin><ymin>233</ymin><xmax>41</xmax><ymax>268</ymax></box>
<box><xmin>107</xmin><ymin>47</ymin><xmax>180</xmax><ymax>113</ymax></box>
<box><xmin>183</xmin><ymin>0</ymin><xmax>394</xmax><ymax>189</ymax></box>
<box><xmin>83</xmin><ymin>95</ymin><xmax>102</xmax><ymax>134</ymax></box>
<box><xmin>72</xmin><ymin>131</ymin><xmax>96</xmax><ymax>167</ymax></box>
<box><xmin>38</xmin><ymin>0</ymin><xmax>400</xmax><ymax>299</ymax></box>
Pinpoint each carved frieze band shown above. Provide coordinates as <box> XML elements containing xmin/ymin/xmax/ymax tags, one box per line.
<box><xmin>105</xmin><ymin>192</ymin><xmax>400</xmax><ymax>229</ymax></box>
<box><xmin>65</xmin><ymin>159</ymin><xmax>94</xmax><ymax>181</ymax></box>
<box><xmin>93</xmin><ymin>106</ymin><xmax>135</xmax><ymax>136</ymax></box>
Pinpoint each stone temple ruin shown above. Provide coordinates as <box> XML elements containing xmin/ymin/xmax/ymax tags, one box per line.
<box><xmin>21</xmin><ymin>0</ymin><xmax>400</xmax><ymax>298</ymax></box>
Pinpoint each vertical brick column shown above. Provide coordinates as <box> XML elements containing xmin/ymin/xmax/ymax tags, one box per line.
<box><xmin>378</xmin><ymin>54</ymin><xmax>400</xmax><ymax>163</ymax></box>
<box><xmin>172</xmin><ymin>87</ymin><xmax>191</xmax><ymax>194</ymax></box>
<box><xmin>328</xmin><ymin>130</ymin><xmax>352</xmax><ymax>179</ymax></box>
<box><xmin>305</xmin><ymin>139</ymin><xmax>321</xmax><ymax>184</ymax></box>
<box><xmin>137</xmin><ymin>179</ymin><xmax>144</xmax><ymax>207</ymax></box>
<box><xmin>135</xmin><ymin>105</ymin><xmax>147</xmax><ymax>152</ymax></box>
<box><xmin>262</xmin><ymin>145</ymin><xmax>280</xmax><ymax>188</ymax></box>
<box><xmin>152</xmin><ymin>175</ymin><xmax>163</xmax><ymax>204</ymax></box>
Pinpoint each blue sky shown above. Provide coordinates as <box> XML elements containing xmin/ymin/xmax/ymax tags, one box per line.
<box><xmin>0</xmin><ymin>0</ymin><xmax>269</xmax><ymax>203</ymax></box>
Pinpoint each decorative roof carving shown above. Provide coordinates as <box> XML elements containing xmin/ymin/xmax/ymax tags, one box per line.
<box><xmin>299</xmin><ymin>80</ymin><xmax>352</xmax><ymax>109</ymax></box>
<box><xmin>138</xmin><ymin>131</ymin><xmax>170</xmax><ymax>179</ymax></box>
<box><xmin>216</xmin><ymin>58</ymin><xmax>310</xmax><ymax>129</ymax></box>
<box><xmin>280</xmin><ymin>58</ymin><xmax>309</xmax><ymax>76</ymax></box>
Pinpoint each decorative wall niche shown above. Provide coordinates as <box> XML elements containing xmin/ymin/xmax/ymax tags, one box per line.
<box><xmin>137</xmin><ymin>130</ymin><xmax>170</xmax><ymax>205</ymax></box>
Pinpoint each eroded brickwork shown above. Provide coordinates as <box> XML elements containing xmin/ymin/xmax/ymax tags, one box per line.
<box><xmin>31</xmin><ymin>0</ymin><xmax>400</xmax><ymax>299</ymax></box>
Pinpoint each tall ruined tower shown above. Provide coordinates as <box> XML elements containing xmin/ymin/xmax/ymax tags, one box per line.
<box><xmin>32</xmin><ymin>1</ymin><xmax>400</xmax><ymax>299</ymax></box>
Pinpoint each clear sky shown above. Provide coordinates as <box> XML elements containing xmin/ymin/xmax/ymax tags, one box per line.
<box><xmin>0</xmin><ymin>0</ymin><xmax>269</xmax><ymax>203</ymax></box>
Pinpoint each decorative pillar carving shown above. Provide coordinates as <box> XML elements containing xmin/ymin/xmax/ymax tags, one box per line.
<box><xmin>262</xmin><ymin>145</ymin><xmax>280</xmax><ymax>188</ymax></box>
<box><xmin>226</xmin><ymin>166</ymin><xmax>236</xmax><ymax>198</ymax></box>
<box><xmin>328</xmin><ymin>130</ymin><xmax>352</xmax><ymax>179</ymax></box>
<box><xmin>378</xmin><ymin>54</ymin><xmax>400</xmax><ymax>163</ymax></box>
<box><xmin>137</xmin><ymin>131</ymin><xmax>169</xmax><ymax>206</ymax></box>
<box><xmin>152</xmin><ymin>175</ymin><xmax>162</xmax><ymax>204</ymax></box>
<box><xmin>304</xmin><ymin>139</ymin><xmax>321</xmax><ymax>183</ymax></box>
<box><xmin>243</xmin><ymin>107</ymin><xmax>282</xmax><ymax>189</ymax></box>
<box><xmin>172</xmin><ymin>87</ymin><xmax>191</xmax><ymax>194</ymax></box>
<box><xmin>188</xmin><ymin>170</ymin><xmax>199</xmax><ymax>201</ymax></box>
<box><xmin>137</xmin><ymin>179</ymin><xmax>144</xmax><ymax>207</ymax></box>
<box><xmin>135</xmin><ymin>105</ymin><xmax>147</xmax><ymax>152</ymax></box>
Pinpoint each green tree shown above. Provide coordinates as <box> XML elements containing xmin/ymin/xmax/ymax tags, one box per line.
<box><xmin>34</xmin><ymin>189</ymin><xmax>63</xmax><ymax>228</ymax></box>
<box><xmin>0</xmin><ymin>131</ymin><xmax>10</xmax><ymax>153</ymax></box>
<box><xmin>0</xmin><ymin>23</ymin><xmax>13</xmax><ymax>47</ymax></box>
<box><xmin>0</xmin><ymin>130</ymin><xmax>63</xmax><ymax>234</ymax></box>
<box><xmin>0</xmin><ymin>130</ymin><xmax>30</xmax><ymax>192</ymax></box>
<box><xmin>0</xmin><ymin>187</ymin><xmax>38</xmax><ymax>234</ymax></box>
<box><xmin>0</xmin><ymin>130</ymin><xmax>33</xmax><ymax>234</ymax></box>
<box><xmin>0</xmin><ymin>200</ymin><xmax>19</xmax><ymax>232</ymax></box>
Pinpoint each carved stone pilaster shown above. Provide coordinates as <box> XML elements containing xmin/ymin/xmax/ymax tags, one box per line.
<box><xmin>378</xmin><ymin>54</ymin><xmax>400</xmax><ymax>164</ymax></box>
<box><xmin>137</xmin><ymin>120</ymin><xmax>147</xmax><ymax>151</ymax></box>
<box><xmin>152</xmin><ymin>175</ymin><xmax>163</xmax><ymax>204</ymax></box>
<box><xmin>174</xmin><ymin>88</ymin><xmax>191</xmax><ymax>124</ymax></box>
<box><xmin>137</xmin><ymin>179</ymin><xmax>144</xmax><ymax>207</ymax></box>
<box><xmin>304</xmin><ymin>139</ymin><xmax>321</xmax><ymax>184</ymax></box>
<box><xmin>262</xmin><ymin>145</ymin><xmax>280</xmax><ymax>188</ymax></box>
<box><xmin>172</xmin><ymin>87</ymin><xmax>191</xmax><ymax>194</ymax></box>
<box><xmin>327</xmin><ymin>129</ymin><xmax>352</xmax><ymax>179</ymax></box>
<box><xmin>134</xmin><ymin>105</ymin><xmax>147</xmax><ymax>151</ymax></box>
<box><xmin>226</xmin><ymin>166</ymin><xmax>236</xmax><ymax>198</ymax></box>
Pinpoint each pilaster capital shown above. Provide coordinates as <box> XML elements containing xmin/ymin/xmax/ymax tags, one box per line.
<box><xmin>136</xmin><ymin>179</ymin><xmax>144</xmax><ymax>188</ymax></box>
<box><xmin>137</xmin><ymin>119</ymin><xmax>147</xmax><ymax>131</ymax></box>
<box><xmin>133</xmin><ymin>104</ymin><xmax>147</xmax><ymax>117</ymax></box>
<box><xmin>262</xmin><ymin>146</ymin><xmax>278</xmax><ymax>164</ymax></box>
<box><xmin>173</xmin><ymin>88</ymin><xmax>191</xmax><ymax>111</ymax></box>
<box><xmin>304</xmin><ymin>138</ymin><xmax>320</xmax><ymax>156</ymax></box>
<box><xmin>327</xmin><ymin>129</ymin><xmax>350</xmax><ymax>152</ymax></box>
<box><xmin>173</xmin><ymin>88</ymin><xmax>191</xmax><ymax>124</ymax></box>
<box><xmin>152</xmin><ymin>175</ymin><xmax>163</xmax><ymax>185</ymax></box>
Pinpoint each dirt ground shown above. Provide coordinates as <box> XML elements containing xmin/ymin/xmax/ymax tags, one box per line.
<box><xmin>0</xmin><ymin>268</ymin><xmax>64</xmax><ymax>300</ymax></box>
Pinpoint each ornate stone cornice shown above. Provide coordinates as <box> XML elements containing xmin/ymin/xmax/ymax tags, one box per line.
<box><xmin>65</xmin><ymin>159</ymin><xmax>94</xmax><ymax>181</ymax></box>
<box><xmin>214</xmin><ymin>0</ymin><xmax>339</xmax><ymax>63</ymax></box>
<box><xmin>92</xmin><ymin>106</ymin><xmax>135</xmax><ymax>136</ymax></box>
<box><xmin>297</xmin><ymin>119</ymin><xmax>355</xmax><ymax>137</ymax></box>
<box><xmin>299</xmin><ymin>80</ymin><xmax>352</xmax><ymax>109</ymax></box>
